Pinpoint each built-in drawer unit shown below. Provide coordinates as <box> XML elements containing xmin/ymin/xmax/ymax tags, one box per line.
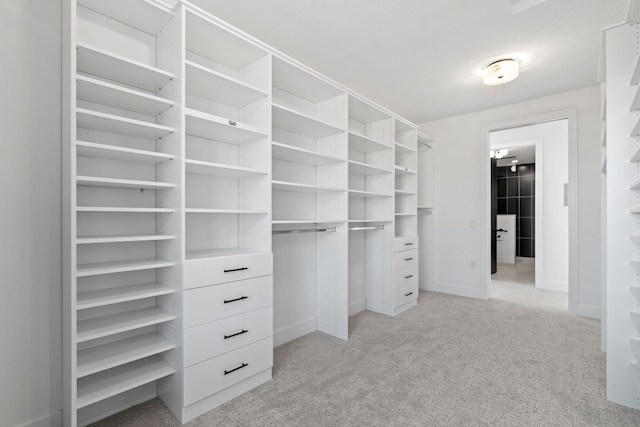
<box><xmin>183</xmin><ymin>275</ymin><xmax>273</xmax><ymax>328</ymax></box>
<box><xmin>184</xmin><ymin>306</ymin><xmax>273</xmax><ymax>367</ymax></box>
<box><xmin>184</xmin><ymin>252</ymin><xmax>273</xmax><ymax>289</ymax></box>
<box><xmin>183</xmin><ymin>337</ymin><xmax>273</xmax><ymax>406</ymax></box>
<box><xmin>394</xmin><ymin>248</ymin><xmax>418</xmax><ymax>271</ymax></box>
<box><xmin>395</xmin><ymin>276</ymin><xmax>419</xmax><ymax>307</ymax></box>
<box><xmin>395</xmin><ymin>235</ymin><xmax>418</xmax><ymax>252</ymax></box>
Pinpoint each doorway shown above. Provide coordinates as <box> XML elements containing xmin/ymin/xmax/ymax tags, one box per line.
<box><xmin>488</xmin><ymin>119</ymin><xmax>570</xmax><ymax>302</ymax></box>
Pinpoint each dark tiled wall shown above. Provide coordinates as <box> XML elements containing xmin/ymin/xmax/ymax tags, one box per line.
<box><xmin>496</xmin><ymin>164</ymin><xmax>535</xmax><ymax>257</ymax></box>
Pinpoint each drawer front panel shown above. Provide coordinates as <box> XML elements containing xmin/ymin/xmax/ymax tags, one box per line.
<box><xmin>184</xmin><ymin>306</ymin><xmax>273</xmax><ymax>367</ymax></box>
<box><xmin>183</xmin><ymin>337</ymin><xmax>273</xmax><ymax>406</ymax></box>
<box><xmin>395</xmin><ymin>266</ymin><xmax>418</xmax><ymax>307</ymax></box>
<box><xmin>184</xmin><ymin>275</ymin><xmax>273</xmax><ymax>328</ymax></box>
<box><xmin>394</xmin><ymin>236</ymin><xmax>419</xmax><ymax>252</ymax></box>
<box><xmin>184</xmin><ymin>252</ymin><xmax>273</xmax><ymax>289</ymax></box>
<box><xmin>394</xmin><ymin>249</ymin><xmax>418</xmax><ymax>271</ymax></box>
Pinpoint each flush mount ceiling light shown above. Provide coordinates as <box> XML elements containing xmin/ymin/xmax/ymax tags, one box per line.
<box><xmin>490</xmin><ymin>149</ymin><xmax>509</xmax><ymax>159</ymax></box>
<box><xmin>483</xmin><ymin>59</ymin><xmax>519</xmax><ymax>85</ymax></box>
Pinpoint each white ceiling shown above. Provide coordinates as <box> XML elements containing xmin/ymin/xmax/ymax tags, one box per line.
<box><xmin>190</xmin><ymin>0</ymin><xmax>628</xmax><ymax>124</ymax></box>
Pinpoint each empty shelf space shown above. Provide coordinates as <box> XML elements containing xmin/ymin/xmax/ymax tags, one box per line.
<box><xmin>76</xmin><ymin>176</ymin><xmax>174</xmax><ymax>190</ymax></box>
<box><xmin>76</xmin><ymin>43</ymin><xmax>174</xmax><ymax>92</ymax></box>
<box><xmin>185</xmin><ymin>208</ymin><xmax>268</xmax><ymax>214</ymax></box>
<box><xmin>78</xmin><ymin>0</ymin><xmax>173</xmax><ymax>36</ymax></box>
<box><xmin>76</xmin><ymin>258</ymin><xmax>174</xmax><ymax>277</ymax></box>
<box><xmin>76</xmin><ymin>75</ymin><xmax>174</xmax><ymax>116</ymax></box>
<box><xmin>76</xmin><ymin>108</ymin><xmax>174</xmax><ymax>140</ymax></box>
<box><xmin>348</xmin><ymin>160</ymin><xmax>392</xmax><ymax>175</ymax></box>
<box><xmin>395</xmin><ymin>165</ymin><xmax>417</xmax><ymax>175</ymax></box>
<box><xmin>76</xmin><ymin>234</ymin><xmax>174</xmax><ymax>244</ymax></box>
<box><xmin>185</xmin><ymin>159</ymin><xmax>267</xmax><ymax>178</ymax></box>
<box><xmin>348</xmin><ymin>189</ymin><xmax>393</xmax><ymax>198</ymax></box>
<box><xmin>631</xmin><ymin>148</ymin><xmax>640</xmax><ymax>163</ymax></box>
<box><xmin>632</xmin><ymin>118</ymin><xmax>640</xmax><ymax>138</ymax></box>
<box><xmin>185</xmin><ymin>247</ymin><xmax>266</xmax><ymax>261</ymax></box>
<box><xmin>76</xmin><ymin>207</ymin><xmax>175</xmax><ymax>213</ymax></box>
<box><xmin>76</xmin><ymin>141</ymin><xmax>174</xmax><ymax>164</ymax></box>
<box><xmin>185</xmin><ymin>108</ymin><xmax>268</xmax><ymax>144</ymax></box>
<box><xmin>630</xmin><ymin>179</ymin><xmax>640</xmax><ymax>190</ymax></box>
<box><xmin>395</xmin><ymin>142</ymin><xmax>416</xmax><ymax>154</ymax></box>
<box><xmin>631</xmin><ymin>235</ymin><xmax>640</xmax><ymax>243</ymax></box>
<box><xmin>77</xmin><ymin>282</ymin><xmax>175</xmax><ymax>310</ymax></box>
<box><xmin>185</xmin><ymin>60</ymin><xmax>268</xmax><ymax>107</ymax></box>
<box><xmin>77</xmin><ymin>306</ymin><xmax>174</xmax><ymax>343</ymax></box>
<box><xmin>273</xmin><ymin>104</ymin><xmax>344</xmax><ymax>138</ymax></box>
<box><xmin>273</xmin><ymin>180</ymin><xmax>345</xmax><ymax>193</ymax></box>
<box><xmin>77</xmin><ymin>332</ymin><xmax>175</xmax><ymax>378</ymax></box>
<box><xmin>631</xmin><ymin>286</ymin><xmax>640</xmax><ymax>302</ymax></box>
<box><xmin>633</xmin><ymin>55</ymin><xmax>640</xmax><ymax>85</ymax></box>
<box><xmin>77</xmin><ymin>356</ymin><xmax>174</xmax><ymax>409</ymax></box>
<box><xmin>348</xmin><ymin>131</ymin><xmax>393</xmax><ymax>153</ymax></box>
<box><xmin>633</xmin><ymin>86</ymin><xmax>640</xmax><ymax>112</ymax></box>
<box><xmin>272</xmin><ymin>141</ymin><xmax>344</xmax><ymax>165</ymax></box>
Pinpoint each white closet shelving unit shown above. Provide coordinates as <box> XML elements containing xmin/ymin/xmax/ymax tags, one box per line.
<box><xmin>604</xmin><ymin>18</ymin><xmax>640</xmax><ymax>410</ymax></box>
<box><xmin>271</xmin><ymin>56</ymin><xmax>349</xmax><ymax>343</ymax></box>
<box><xmin>346</xmin><ymin>96</ymin><xmax>395</xmax><ymax>316</ymax></box>
<box><xmin>64</xmin><ymin>1</ymin><xmax>180</xmax><ymax>425</ymax></box>
<box><xmin>417</xmin><ymin>132</ymin><xmax>435</xmax><ymax>292</ymax></box>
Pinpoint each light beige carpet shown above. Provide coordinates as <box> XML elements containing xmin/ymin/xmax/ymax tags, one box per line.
<box><xmin>92</xmin><ymin>281</ymin><xmax>640</xmax><ymax>426</ymax></box>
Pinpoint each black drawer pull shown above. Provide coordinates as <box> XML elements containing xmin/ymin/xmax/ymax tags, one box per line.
<box><xmin>224</xmin><ymin>296</ymin><xmax>248</xmax><ymax>304</ymax></box>
<box><xmin>404</xmin><ymin>274</ymin><xmax>413</xmax><ymax>279</ymax></box>
<box><xmin>404</xmin><ymin>257</ymin><xmax>413</xmax><ymax>261</ymax></box>
<box><xmin>404</xmin><ymin>242</ymin><xmax>413</xmax><ymax>246</ymax></box>
<box><xmin>224</xmin><ymin>362</ymin><xmax>248</xmax><ymax>375</ymax></box>
<box><xmin>224</xmin><ymin>267</ymin><xmax>248</xmax><ymax>273</ymax></box>
<box><xmin>224</xmin><ymin>329</ymin><xmax>248</xmax><ymax>339</ymax></box>
<box><xmin>405</xmin><ymin>291</ymin><xmax>414</xmax><ymax>297</ymax></box>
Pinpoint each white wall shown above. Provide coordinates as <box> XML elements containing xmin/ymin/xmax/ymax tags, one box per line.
<box><xmin>0</xmin><ymin>1</ymin><xmax>62</xmax><ymax>426</ymax></box>
<box><xmin>491</xmin><ymin>120</ymin><xmax>569</xmax><ymax>291</ymax></box>
<box><xmin>421</xmin><ymin>85</ymin><xmax>601</xmax><ymax>319</ymax></box>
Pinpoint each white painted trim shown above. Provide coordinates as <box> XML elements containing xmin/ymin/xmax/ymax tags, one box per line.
<box><xmin>579</xmin><ymin>304</ymin><xmax>601</xmax><ymax>320</ymax></box>
<box><xmin>435</xmin><ymin>281</ymin><xmax>487</xmax><ymax>300</ymax></box>
<box><xmin>18</xmin><ymin>411</ymin><xmax>62</xmax><ymax>427</ymax></box>
<box><xmin>481</xmin><ymin>108</ymin><xmax>579</xmax><ymax>315</ymax></box>
<box><xmin>273</xmin><ymin>317</ymin><xmax>316</xmax><ymax>347</ymax></box>
<box><xmin>349</xmin><ymin>299</ymin><xmax>366</xmax><ymax>317</ymax></box>
<box><xmin>539</xmin><ymin>280</ymin><xmax>569</xmax><ymax>292</ymax></box>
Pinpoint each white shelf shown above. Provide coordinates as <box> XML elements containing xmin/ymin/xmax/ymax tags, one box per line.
<box><xmin>395</xmin><ymin>165</ymin><xmax>417</xmax><ymax>175</ymax></box>
<box><xmin>185</xmin><ymin>208</ymin><xmax>268</xmax><ymax>214</ymax></box>
<box><xmin>77</xmin><ymin>332</ymin><xmax>175</xmax><ymax>378</ymax></box>
<box><xmin>76</xmin><ymin>258</ymin><xmax>174</xmax><ymax>277</ymax></box>
<box><xmin>395</xmin><ymin>213</ymin><xmax>416</xmax><ymax>216</ymax></box>
<box><xmin>601</xmin><ymin>157</ymin><xmax>607</xmax><ymax>173</ymax></box>
<box><xmin>395</xmin><ymin>142</ymin><xmax>416</xmax><ymax>154</ymax></box>
<box><xmin>185</xmin><ymin>60</ymin><xmax>268</xmax><ymax>107</ymax></box>
<box><xmin>185</xmin><ymin>248</ymin><xmax>267</xmax><ymax>261</ymax></box>
<box><xmin>272</xmin><ymin>141</ymin><xmax>344</xmax><ymax>165</ymax></box>
<box><xmin>417</xmin><ymin>205</ymin><xmax>434</xmax><ymax>210</ymax></box>
<box><xmin>76</xmin><ymin>141</ymin><xmax>174</xmax><ymax>164</ymax></box>
<box><xmin>631</xmin><ymin>235</ymin><xmax>640</xmax><ymax>243</ymax></box>
<box><xmin>601</xmin><ymin>126</ymin><xmax>607</xmax><ymax>147</ymax></box>
<box><xmin>76</xmin><ymin>108</ymin><xmax>174</xmax><ymax>140</ymax></box>
<box><xmin>273</xmin><ymin>103</ymin><xmax>344</xmax><ymax>138</ymax></box>
<box><xmin>631</xmin><ymin>179</ymin><xmax>640</xmax><ymax>190</ymax></box>
<box><xmin>77</xmin><ymin>306</ymin><xmax>174</xmax><ymax>343</ymax></box>
<box><xmin>348</xmin><ymin>160</ymin><xmax>392</xmax><ymax>175</ymax></box>
<box><xmin>348</xmin><ymin>131</ymin><xmax>392</xmax><ymax>153</ymax></box>
<box><xmin>348</xmin><ymin>95</ymin><xmax>391</xmax><ymax>124</ymax></box>
<box><xmin>185</xmin><ymin>159</ymin><xmax>267</xmax><ymax>178</ymax></box>
<box><xmin>272</xmin><ymin>180</ymin><xmax>346</xmax><ymax>193</ymax></box>
<box><xmin>632</xmin><ymin>54</ymin><xmax>640</xmax><ymax>85</ymax></box>
<box><xmin>632</xmin><ymin>118</ymin><xmax>640</xmax><ymax>137</ymax></box>
<box><xmin>348</xmin><ymin>189</ymin><xmax>393</xmax><ymax>198</ymax></box>
<box><xmin>632</xmin><ymin>148</ymin><xmax>640</xmax><ymax>163</ymax></box>
<box><xmin>348</xmin><ymin>219</ymin><xmax>393</xmax><ymax>223</ymax></box>
<box><xmin>77</xmin><ymin>282</ymin><xmax>175</xmax><ymax>310</ymax></box>
<box><xmin>76</xmin><ymin>207</ymin><xmax>175</xmax><ymax>213</ymax></box>
<box><xmin>631</xmin><ymin>286</ymin><xmax>640</xmax><ymax>301</ymax></box>
<box><xmin>630</xmin><ymin>260</ymin><xmax>640</xmax><ymax>269</ymax></box>
<box><xmin>272</xmin><ymin>219</ymin><xmax>345</xmax><ymax>225</ymax></box>
<box><xmin>77</xmin><ymin>0</ymin><xmax>173</xmax><ymax>36</ymax></box>
<box><xmin>76</xmin><ymin>234</ymin><xmax>174</xmax><ymax>244</ymax></box>
<box><xmin>76</xmin><ymin>75</ymin><xmax>174</xmax><ymax>116</ymax></box>
<box><xmin>76</xmin><ymin>176</ymin><xmax>174</xmax><ymax>190</ymax></box>
<box><xmin>77</xmin><ymin>356</ymin><xmax>174</xmax><ymax>409</ymax></box>
<box><xmin>395</xmin><ymin>189</ymin><xmax>416</xmax><ymax>196</ymax></box>
<box><xmin>185</xmin><ymin>108</ymin><xmax>268</xmax><ymax>144</ymax></box>
<box><xmin>76</xmin><ymin>43</ymin><xmax>174</xmax><ymax>93</ymax></box>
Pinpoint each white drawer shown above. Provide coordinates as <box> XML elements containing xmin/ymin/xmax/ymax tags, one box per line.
<box><xmin>394</xmin><ymin>249</ymin><xmax>418</xmax><ymax>271</ymax></box>
<box><xmin>183</xmin><ymin>337</ymin><xmax>273</xmax><ymax>406</ymax></box>
<box><xmin>183</xmin><ymin>275</ymin><xmax>272</xmax><ymax>328</ymax></box>
<box><xmin>395</xmin><ymin>268</ymin><xmax>419</xmax><ymax>307</ymax></box>
<box><xmin>184</xmin><ymin>306</ymin><xmax>272</xmax><ymax>367</ymax></box>
<box><xmin>184</xmin><ymin>252</ymin><xmax>272</xmax><ymax>289</ymax></box>
<box><xmin>395</xmin><ymin>236</ymin><xmax>418</xmax><ymax>252</ymax></box>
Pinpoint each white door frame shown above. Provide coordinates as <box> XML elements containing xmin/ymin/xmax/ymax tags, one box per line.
<box><xmin>480</xmin><ymin>108</ymin><xmax>578</xmax><ymax>315</ymax></box>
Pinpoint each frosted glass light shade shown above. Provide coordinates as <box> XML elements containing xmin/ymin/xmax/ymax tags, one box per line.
<box><xmin>483</xmin><ymin>59</ymin><xmax>519</xmax><ymax>85</ymax></box>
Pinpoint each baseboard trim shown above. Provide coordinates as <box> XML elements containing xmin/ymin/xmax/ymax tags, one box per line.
<box><xmin>538</xmin><ymin>280</ymin><xmax>568</xmax><ymax>292</ymax></box>
<box><xmin>273</xmin><ymin>317</ymin><xmax>316</xmax><ymax>347</ymax></box>
<box><xmin>435</xmin><ymin>281</ymin><xmax>487</xmax><ymax>300</ymax></box>
<box><xmin>497</xmin><ymin>256</ymin><xmax>515</xmax><ymax>264</ymax></box>
<box><xmin>349</xmin><ymin>299</ymin><xmax>366</xmax><ymax>316</ymax></box>
<box><xmin>19</xmin><ymin>410</ymin><xmax>62</xmax><ymax>427</ymax></box>
<box><xmin>579</xmin><ymin>303</ymin><xmax>601</xmax><ymax>320</ymax></box>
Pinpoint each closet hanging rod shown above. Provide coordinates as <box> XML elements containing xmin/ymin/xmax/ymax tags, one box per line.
<box><xmin>348</xmin><ymin>225</ymin><xmax>385</xmax><ymax>231</ymax></box>
<box><xmin>273</xmin><ymin>227</ymin><xmax>337</xmax><ymax>235</ymax></box>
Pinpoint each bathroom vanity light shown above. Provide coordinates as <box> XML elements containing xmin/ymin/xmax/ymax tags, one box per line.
<box><xmin>483</xmin><ymin>58</ymin><xmax>519</xmax><ymax>85</ymax></box>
